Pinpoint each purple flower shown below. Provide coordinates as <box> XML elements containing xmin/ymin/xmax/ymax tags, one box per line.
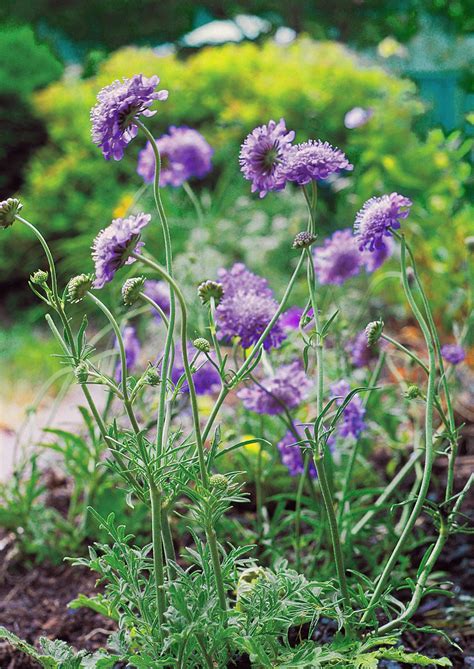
<box><xmin>116</xmin><ymin>325</ymin><xmax>141</xmax><ymax>382</ymax></box>
<box><xmin>215</xmin><ymin>263</ymin><xmax>286</xmax><ymax>350</ymax></box>
<box><xmin>237</xmin><ymin>361</ymin><xmax>311</xmax><ymax>415</ymax></box>
<box><xmin>280</xmin><ymin>306</ymin><xmax>304</xmax><ymax>331</ymax></box>
<box><xmin>171</xmin><ymin>345</ymin><xmax>221</xmax><ymax>395</ymax></box>
<box><xmin>277</xmin><ymin>427</ymin><xmax>317</xmax><ymax>477</ymax></box>
<box><xmin>361</xmin><ymin>237</ymin><xmax>394</xmax><ymax>272</ymax></box>
<box><xmin>330</xmin><ymin>380</ymin><xmax>366</xmax><ymax>440</ymax></box>
<box><xmin>92</xmin><ymin>212</ymin><xmax>151</xmax><ymax>288</ymax></box>
<box><xmin>137</xmin><ymin>126</ymin><xmax>213</xmax><ymax>187</ymax></box>
<box><xmin>344</xmin><ymin>107</ymin><xmax>374</xmax><ymax>129</ymax></box>
<box><xmin>239</xmin><ymin>118</ymin><xmax>295</xmax><ymax>198</ymax></box>
<box><xmin>347</xmin><ymin>330</ymin><xmax>377</xmax><ymax>368</ymax></box>
<box><xmin>354</xmin><ymin>192</ymin><xmax>412</xmax><ymax>252</ymax></box>
<box><xmin>313</xmin><ymin>229</ymin><xmax>362</xmax><ymax>285</ymax></box>
<box><xmin>441</xmin><ymin>344</ymin><xmax>465</xmax><ymax>365</ymax></box>
<box><xmin>144</xmin><ymin>280</ymin><xmax>170</xmax><ymax>320</ymax></box>
<box><xmin>284</xmin><ymin>140</ymin><xmax>353</xmax><ymax>186</ymax></box>
<box><xmin>91</xmin><ymin>74</ymin><xmax>168</xmax><ymax>161</ymax></box>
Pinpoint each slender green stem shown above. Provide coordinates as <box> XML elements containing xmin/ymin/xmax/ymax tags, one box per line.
<box><xmin>161</xmin><ymin>506</ymin><xmax>177</xmax><ymax>578</ymax></box>
<box><xmin>139</xmin><ymin>292</ymin><xmax>170</xmax><ymax>328</ymax></box>
<box><xmin>17</xmin><ymin>216</ymin><xmax>59</xmax><ymax>304</ymax></box>
<box><xmin>150</xmin><ymin>482</ymin><xmax>166</xmax><ymax>625</ymax></box>
<box><xmin>361</xmin><ymin>236</ymin><xmax>436</xmax><ymax>624</ymax></box>
<box><xmin>381</xmin><ymin>333</ymin><xmax>429</xmax><ymax>374</ymax></box>
<box><xmin>183</xmin><ymin>180</ymin><xmax>204</xmax><ymax>226</ymax></box>
<box><xmin>209</xmin><ymin>297</ymin><xmax>224</xmax><ymax>370</ymax></box>
<box><xmin>295</xmin><ymin>453</ymin><xmax>310</xmax><ymax>572</ymax></box>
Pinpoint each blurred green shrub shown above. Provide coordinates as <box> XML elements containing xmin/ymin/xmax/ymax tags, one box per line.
<box><xmin>4</xmin><ymin>38</ymin><xmax>471</xmax><ymax>314</ymax></box>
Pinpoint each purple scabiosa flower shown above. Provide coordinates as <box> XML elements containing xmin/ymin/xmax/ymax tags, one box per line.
<box><xmin>215</xmin><ymin>263</ymin><xmax>286</xmax><ymax>350</ymax></box>
<box><xmin>91</xmin><ymin>75</ymin><xmax>168</xmax><ymax>161</ymax></box>
<box><xmin>284</xmin><ymin>140</ymin><xmax>353</xmax><ymax>186</ymax></box>
<box><xmin>441</xmin><ymin>344</ymin><xmax>466</xmax><ymax>365</ymax></box>
<box><xmin>237</xmin><ymin>361</ymin><xmax>311</xmax><ymax>415</ymax></box>
<box><xmin>313</xmin><ymin>229</ymin><xmax>362</xmax><ymax>285</ymax></box>
<box><xmin>137</xmin><ymin>126</ymin><xmax>213</xmax><ymax>187</ymax></box>
<box><xmin>92</xmin><ymin>212</ymin><xmax>151</xmax><ymax>289</ymax></box>
<box><xmin>277</xmin><ymin>427</ymin><xmax>317</xmax><ymax>477</ymax></box>
<box><xmin>239</xmin><ymin>118</ymin><xmax>295</xmax><ymax>198</ymax></box>
<box><xmin>144</xmin><ymin>280</ymin><xmax>170</xmax><ymax>319</ymax></box>
<box><xmin>347</xmin><ymin>330</ymin><xmax>377</xmax><ymax>368</ymax></box>
<box><xmin>354</xmin><ymin>192</ymin><xmax>412</xmax><ymax>252</ymax></box>
<box><xmin>116</xmin><ymin>325</ymin><xmax>141</xmax><ymax>382</ymax></box>
<box><xmin>171</xmin><ymin>345</ymin><xmax>221</xmax><ymax>395</ymax></box>
<box><xmin>361</xmin><ymin>237</ymin><xmax>394</xmax><ymax>273</ymax></box>
<box><xmin>330</xmin><ymin>380</ymin><xmax>366</xmax><ymax>440</ymax></box>
<box><xmin>280</xmin><ymin>306</ymin><xmax>304</xmax><ymax>331</ymax></box>
<box><xmin>344</xmin><ymin>107</ymin><xmax>373</xmax><ymax>129</ymax></box>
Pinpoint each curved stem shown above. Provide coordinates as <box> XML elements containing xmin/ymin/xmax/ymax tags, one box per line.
<box><xmin>183</xmin><ymin>180</ymin><xmax>204</xmax><ymax>226</ymax></box>
<box><xmin>361</xmin><ymin>236</ymin><xmax>436</xmax><ymax>624</ymax></box>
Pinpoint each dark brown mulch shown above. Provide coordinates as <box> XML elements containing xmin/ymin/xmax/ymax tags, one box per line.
<box><xmin>0</xmin><ymin>562</ymin><xmax>116</xmax><ymax>668</ymax></box>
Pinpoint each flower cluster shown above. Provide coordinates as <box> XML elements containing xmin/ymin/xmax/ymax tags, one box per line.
<box><xmin>91</xmin><ymin>75</ymin><xmax>168</xmax><ymax>161</ymax></box>
<box><xmin>277</xmin><ymin>428</ymin><xmax>317</xmax><ymax>478</ymax></box>
<box><xmin>238</xmin><ymin>361</ymin><xmax>311</xmax><ymax>415</ymax></box>
<box><xmin>330</xmin><ymin>380</ymin><xmax>366</xmax><ymax>440</ymax></box>
<box><xmin>441</xmin><ymin>344</ymin><xmax>465</xmax><ymax>365</ymax></box>
<box><xmin>137</xmin><ymin>126</ymin><xmax>213</xmax><ymax>187</ymax></box>
<box><xmin>215</xmin><ymin>263</ymin><xmax>286</xmax><ymax>350</ymax></box>
<box><xmin>354</xmin><ymin>192</ymin><xmax>412</xmax><ymax>252</ymax></box>
<box><xmin>91</xmin><ymin>213</ymin><xmax>151</xmax><ymax>289</ymax></box>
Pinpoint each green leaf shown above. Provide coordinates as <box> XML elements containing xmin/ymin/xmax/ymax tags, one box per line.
<box><xmin>68</xmin><ymin>593</ymin><xmax>119</xmax><ymax>622</ymax></box>
<box><xmin>381</xmin><ymin>647</ymin><xmax>452</xmax><ymax>666</ymax></box>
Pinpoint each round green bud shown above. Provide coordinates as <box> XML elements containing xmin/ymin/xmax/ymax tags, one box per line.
<box><xmin>193</xmin><ymin>337</ymin><xmax>211</xmax><ymax>353</ymax></box>
<box><xmin>144</xmin><ymin>365</ymin><xmax>160</xmax><ymax>386</ymax></box>
<box><xmin>0</xmin><ymin>198</ymin><xmax>22</xmax><ymax>229</ymax></box>
<box><xmin>30</xmin><ymin>269</ymin><xmax>48</xmax><ymax>286</ymax></box>
<box><xmin>122</xmin><ymin>276</ymin><xmax>146</xmax><ymax>306</ymax></box>
<box><xmin>405</xmin><ymin>384</ymin><xmax>422</xmax><ymax>400</ymax></box>
<box><xmin>365</xmin><ymin>319</ymin><xmax>384</xmax><ymax>347</ymax></box>
<box><xmin>292</xmin><ymin>231</ymin><xmax>317</xmax><ymax>249</ymax></box>
<box><xmin>198</xmin><ymin>280</ymin><xmax>224</xmax><ymax>306</ymax></box>
<box><xmin>74</xmin><ymin>361</ymin><xmax>89</xmax><ymax>384</ymax></box>
<box><xmin>67</xmin><ymin>273</ymin><xmax>94</xmax><ymax>303</ymax></box>
<box><xmin>209</xmin><ymin>474</ymin><xmax>229</xmax><ymax>492</ymax></box>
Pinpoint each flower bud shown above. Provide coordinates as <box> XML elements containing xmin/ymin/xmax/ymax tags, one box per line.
<box><xmin>198</xmin><ymin>280</ymin><xmax>224</xmax><ymax>306</ymax></box>
<box><xmin>0</xmin><ymin>198</ymin><xmax>22</xmax><ymax>229</ymax></box>
<box><xmin>209</xmin><ymin>474</ymin><xmax>229</xmax><ymax>492</ymax></box>
<box><xmin>30</xmin><ymin>269</ymin><xmax>48</xmax><ymax>286</ymax></box>
<box><xmin>144</xmin><ymin>364</ymin><xmax>160</xmax><ymax>386</ymax></box>
<box><xmin>122</xmin><ymin>276</ymin><xmax>146</xmax><ymax>306</ymax></box>
<box><xmin>67</xmin><ymin>273</ymin><xmax>94</xmax><ymax>303</ymax></box>
<box><xmin>193</xmin><ymin>337</ymin><xmax>211</xmax><ymax>353</ymax></box>
<box><xmin>405</xmin><ymin>384</ymin><xmax>422</xmax><ymax>400</ymax></box>
<box><xmin>74</xmin><ymin>361</ymin><xmax>89</xmax><ymax>384</ymax></box>
<box><xmin>365</xmin><ymin>319</ymin><xmax>384</xmax><ymax>347</ymax></box>
<box><xmin>292</xmin><ymin>231</ymin><xmax>317</xmax><ymax>249</ymax></box>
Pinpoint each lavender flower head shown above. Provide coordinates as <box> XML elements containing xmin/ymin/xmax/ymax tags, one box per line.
<box><xmin>144</xmin><ymin>280</ymin><xmax>170</xmax><ymax>320</ymax></box>
<box><xmin>239</xmin><ymin>118</ymin><xmax>295</xmax><ymax>198</ymax></box>
<box><xmin>280</xmin><ymin>306</ymin><xmax>304</xmax><ymax>331</ymax></box>
<box><xmin>137</xmin><ymin>126</ymin><xmax>213</xmax><ymax>187</ymax></box>
<box><xmin>116</xmin><ymin>325</ymin><xmax>140</xmax><ymax>382</ymax></box>
<box><xmin>238</xmin><ymin>361</ymin><xmax>311</xmax><ymax>415</ymax></box>
<box><xmin>441</xmin><ymin>344</ymin><xmax>465</xmax><ymax>365</ymax></box>
<box><xmin>313</xmin><ymin>229</ymin><xmax>362</xmax><ymax>285</ymax></box>
<box><xmin>277</xmin><ymin>427</ymin><xmax>317</xmax><ymax>478</ymax></box>
<box><xmin>92</xmin><ymin>212</ymin><xmax>151</xmax><ymax>288</ymax></box>
<box><xmin>344</xmin><ymin>107</ymin><xmax>374</xmax><ymax>129</ymax></box>
<box><xmin>91</xmin><ymin>74</ymin><xmax>168</xmax><ymax>161</ymax></box>
<box><xmin>171</xmin><ymin>345</ymin><xmax>221</xmax><ymax>395</ymax></box>
<box><xmin>330</xmin><ymin>380</ymin><xmax>366</xmax><ymax>440</ymax></box>
<box><xmin>215</xmin><ymin>263</ymin><xmax>286</xmax><ymax>350</ymax></box>
<box><xmin>347</xmin><ymin>330</ymin><xmax>378</xmax><ymax>368</ymax></box>
<box><xmin>354</xmin><ymin>192</ymin><xmax>412</xmax><ymax>252</ymax></box>
<box><xmin>284</xmin><ymin>140</ymin><xmax>353</xmax><ymax>186</ymax></box>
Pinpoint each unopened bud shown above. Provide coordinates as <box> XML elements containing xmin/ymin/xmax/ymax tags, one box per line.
<box><xmin>193</xmin><ymin>337</ymin><xmax>210</xmax><ymax>353</ymax></box>
<box><xmin>365</xmin><ymin>319</ymin><xmax>384</xmax><ymax>347</ymax></box>
<box><xmin>292</xmin><ymin>231</ymin><xmax>317</xmax><ymax>249</ymax></box>
<box><xmin>67</xmin><ymin>274</ymin><xmax>93</xmax><ymax>303</ymax></box>
<box><xmin>144</xmin><ymin>365</ymin><xmax>160</xmax><ymax>386</ymax></box>
<box><xmin>209</xmin><ymin>474</ymin><xmax>229</xmax><ymax>492</ymax></box>
<box><xmin>198</xmin><ymin>280</ymin><xmax>224</xmax><ymax>306</ymax></box>
<box><xmin>74</xmin><ymin>361</ymin><xmax>89</xmax><ymax>384</ymax></box>
<box><xmin>30</xmin><ymin>269</ymin><xmax>48</xmax><ymax>286</ymax></box>
<box><xmin>405</xmin><ymin>384</ymin><xmax>422</xmax><ymax>400</ymax></box>
<box><xmin>0</xmin><ymin>198</ymin><xmax>22</xmax><ymax>229</ymax></box>
<box><xmin>122</xmin><ymin>276</ymin><xmax>145</xmax><ymax>306</ymax></box>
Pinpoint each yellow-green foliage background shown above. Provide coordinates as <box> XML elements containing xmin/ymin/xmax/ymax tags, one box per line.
<box><xmin>4</xmin><ymin>38</ymin><xmax>471</xmax><ymax>314</ymax></box>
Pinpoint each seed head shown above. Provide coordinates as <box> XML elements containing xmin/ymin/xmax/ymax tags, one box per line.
<box><xmin>405</xmin><ymin>384</ymin><xmax>422</xmax><ymax>400</ymax></box>
<box><xmin>292</xmin><ymin>231</ymin><xmax>317</xmax><ymax>249</ymax></box>
<box><xmin>193</xmin><ymin>337</ymin><xmax>211</xmax><ymax>353</ymax></box>
<box><xmin>74</xmin><ymin>361</ymin><xmax>89</xmax><ymax>384</ymax></box>
<box><xmin>144</xmin><ymin>364</ymin><xmax>160</xmax><ymax>386</ymax></box>
<box><xmin>67</xmin><ymin>274</ymin><xmax>94</xmax><ymax>303</ymax></box>
<box><xmin>30</xmin><ymin>270</ymin><xmax>48</xmax><ymax>286</ymax></box>
<box><xmin>198</xmin><ymin>280</ymin><xmax>224</xmax><ymax>306</ymax></box>
<box><xmin>0</xmin><ymin>198</ymin><xmax>22</xmax><ymax>229</ymax></box>
<box><xmin>209</xmin><ymin>474</ymin><xmax>229</xmax><ymax>492</ymax></box>
<box><xmin>122</xmin><ymin>276</ymin><xmax>146</xmax><ymax>306</ymax></box>
<box><xmin>365</xmin><ymin>319</ymin><xmax>384</xmax><ymax>347</ymax></box>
